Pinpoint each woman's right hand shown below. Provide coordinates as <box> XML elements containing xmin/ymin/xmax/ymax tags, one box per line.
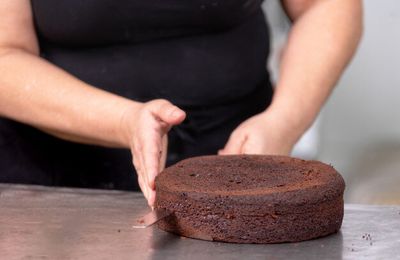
<box><xmin>121</xmin><ymin>99</ymin><xmax>186</xmax><ymax>207</ymax></box>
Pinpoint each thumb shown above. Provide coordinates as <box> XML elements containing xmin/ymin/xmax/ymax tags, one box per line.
<box><xmin>219</xmin><ymin>132</ymin><xmax>247</xmax><ymax>155</ymax></box>
<box><xmin>150</xmin><ymin>99</ymin><xmax>186</xmax><ymax>125</ymax></box>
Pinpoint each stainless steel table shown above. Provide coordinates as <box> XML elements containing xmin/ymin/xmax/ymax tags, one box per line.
<box><xmin>1</xmin><ymin>184</ymin><xmax>399</xmax><ymax>260</ymax></box>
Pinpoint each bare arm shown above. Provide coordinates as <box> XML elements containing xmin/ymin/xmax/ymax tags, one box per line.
<box><xmin>0</xmin><ymin>0</ymin><xmax>142</xmax><ymax>148</ymax></box>
<box><xmin>220</xmin><ymin>0</ymin><xmax>362</xmax><ymax>155</ymax></box>
<box><xmin>270</xmin><ymin>0</ymin><xmax>363</xmax><ymax>144</ymax></box>
<box><xmin>0</xmin><ymin>0</ymin><xmax>186</xmax><ymax>206</ymax></box>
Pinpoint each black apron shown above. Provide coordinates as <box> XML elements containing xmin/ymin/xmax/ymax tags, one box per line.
<box><xmin>0</xmin><ymin>0</ymin><xmax>273</xmax><ymax>191</ymax></box>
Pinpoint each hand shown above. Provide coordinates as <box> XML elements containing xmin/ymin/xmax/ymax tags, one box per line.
<box><xmin>218</xmin><ymin>110</ymin><xmax>299</xmax><ymax>156</ymax></box>
<box><xmin>121</xmin><ymin>99</ymin><xmax>186</xmax><ymax>207</ymax></box>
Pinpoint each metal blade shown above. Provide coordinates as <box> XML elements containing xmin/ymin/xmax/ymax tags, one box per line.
<box><xmin>132</xmin><ymin>208</ymin><xmax>171</xmax><ymax>228</ymax></box>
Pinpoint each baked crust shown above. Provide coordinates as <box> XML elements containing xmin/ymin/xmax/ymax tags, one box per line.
<box><xmin>155</xmin><ymin>155</ymin><xmax>345</xmax><ymax>243</ymax></box>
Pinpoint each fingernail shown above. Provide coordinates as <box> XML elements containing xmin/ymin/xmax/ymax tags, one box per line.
<box><xmin>170</xmin><ymin>109</ymin><xmax>178</xmax><ymax>118</ymax></box>
<box><xmin>170</xmin><ymin>108</ymin><xmax>184</xmax><ymax>118</ymax></box>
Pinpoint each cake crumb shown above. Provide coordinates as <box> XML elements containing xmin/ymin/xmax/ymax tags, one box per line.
<box><xmin>362</xmin><ymin>233</ymin><xmax>372</xmax><ymax>241</ymax></box>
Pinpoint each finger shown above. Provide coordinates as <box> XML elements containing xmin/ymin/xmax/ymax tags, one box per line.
<box><xmin>150</xmin><ymin>100</ymin><xmax>186</xmax><ymax>125</ymax></box>
<box><xmin>148</xmin><ymin>189</ymin><xmax>156</xmax><ymax>208</ymax></box>
<box><xmin>159</xmin><ymin>135</ymin><xmax>168</xmax><ymax>172</ymax></box>
<box><xmin>134</xmin><ymin>154</ymin><xmax>147</xmax><ymax>201</ymax></box>
<box><xmin>142</xmin><ymin>137</ymin><xmax>162</xmax><ymax>191</ymax></box>
<box><xmin>137</xmin><ymin>174</ymin><xmax>149</xmax><ymax>202</ymax></box>
<box><xmin>141</xmin><ymin>138</ymin><xmax>159</xmax><ymax>207</ymax></box>
<box><xmin>133</xmin><ymin>153</ymin><xmax>146</xmax><ymax>196</ymax></box>
<box><xmin>220</xmin><ymin>133</ymin><xmax>247</xmax><ymax>155</ymax></box>
<box><xmin>240</xmin><ymin>137</ymin><xmax>264</xmax><ymax>155</ymax></box>
<box><xmin>139</xmin><ymin>169</ymin><xmax>149</xmax><ymax>201</ymax></box>
<box><xmin>135</xmin><ymin>142</ymin><xmax>150</xmax><ymax>201</ymax></box>
<box><xmin>240</xmin><ymin>141</ymin><xmax>255</xmax><ymax>155</ymax></box>
<box><xmin>148</xmin><ymin>136</ymin><xmax>167</xmax><ymax>208</ymax></box>
<box><xmin>137</xmin><ymin>174</ymin><xmax>144</xmax><ymax>195</ymax></box>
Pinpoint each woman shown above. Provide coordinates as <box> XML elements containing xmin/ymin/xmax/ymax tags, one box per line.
<box><xmin>0</xmin><ymin>0</ymin><xmax>362</xmax><ymax>206</ymax></box>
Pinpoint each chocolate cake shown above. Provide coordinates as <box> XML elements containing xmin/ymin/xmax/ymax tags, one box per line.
<box><xmin>155</xmin><ymin>155</ymin><xmax>345</xmax><ymax>243</ymax></box>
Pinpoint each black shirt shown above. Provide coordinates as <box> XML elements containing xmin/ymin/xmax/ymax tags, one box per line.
<box><xmin>0</xmin><ymin>0</ymin><xmax>273</xmax><ymax>190</ymax></box>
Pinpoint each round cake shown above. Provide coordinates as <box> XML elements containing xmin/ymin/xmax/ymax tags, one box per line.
<box><xmin>155</xmin><ymin>155</ymin><xmax>345</xmax><ymax>243</ymax></box>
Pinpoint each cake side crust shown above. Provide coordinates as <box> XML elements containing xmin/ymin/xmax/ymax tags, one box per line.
<box><xmin>155</xmin><ymin>155</ymin><xmax>345</xmax><ymax>244</ymax></box>
<box><xmin>156</xmin><ymin>193</ymin><xmax>344</xmax><ymax>243</ymax></box>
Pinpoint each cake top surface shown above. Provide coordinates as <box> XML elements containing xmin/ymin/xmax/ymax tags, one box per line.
<box><xmin>156</xmin><ymin>155</ymin><xmax>344</xmax><ymax>198</ymax></box>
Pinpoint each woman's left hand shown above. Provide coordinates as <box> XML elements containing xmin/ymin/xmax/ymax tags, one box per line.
<box><xmin>218</xmin><ymin>110</ymin><xmax>299</xmax><ymax>156</ymax></box>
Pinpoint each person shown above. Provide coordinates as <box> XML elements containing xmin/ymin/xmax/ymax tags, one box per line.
<box><xmin>0</xmin><ymin>0</ymin><xmax>362</xmax><ymax>207</ymax></box>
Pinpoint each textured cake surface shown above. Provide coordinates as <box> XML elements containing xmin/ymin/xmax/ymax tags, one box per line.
<box><xmin>155</xmin><ymin>155</ymin><xmax>345</xmax><ymax>243</ymax></box>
